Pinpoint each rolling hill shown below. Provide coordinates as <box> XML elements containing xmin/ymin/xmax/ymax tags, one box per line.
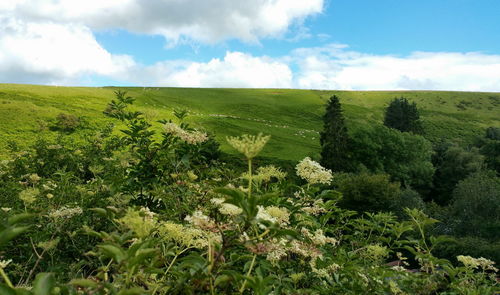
<box><xmin>0</xmin><ymin>83</ymin><xmax>499</xmax><ymax>160</ymax></box>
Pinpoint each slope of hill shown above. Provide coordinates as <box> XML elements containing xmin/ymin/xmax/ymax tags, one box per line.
<box><xmin>0</xmin><ymin>83</ymin><xmax>499</xmax><ymax>160</ymax></box>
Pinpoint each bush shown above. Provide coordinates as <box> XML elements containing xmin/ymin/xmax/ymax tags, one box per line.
<box><xmin>54</xmin><ymin>113</ymin><xmax>80</xmax><ymax>131</ymax></box>
<box><xmin>334</xmin><ymin>172</ymin><xmax>401</xmax><ymax>213</ymax></box>
<box><xmin>392</xmin><ymin>188</ymin><xmax>425</xmax><ymax>218</ymax></box>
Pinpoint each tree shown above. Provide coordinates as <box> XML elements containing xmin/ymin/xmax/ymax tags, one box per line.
<box><xmin>334</xmin><ymin>172</ymin><xmax>401</xmax><ymax>213</ymax></box>
<box><xmin>449</xmin><ymin>170</ymin><xmax>500</xmax><ymax>240</ymax></box>
<box><xmin>431</xmin><ymin>142</ymin><xmax>484</xmax><ymax>205</ymax></box>
<box><xmin>383</xmin><ymin>97</ymin><xmax>423</xmax><ymax>134</ymax></box>
<box><xmin>350</xmin><ymin>125</ymin><xmax>435</xmax><ymax>192</ymax></box>
<box><xmin>320</xmin><ymin>95</ymin><xmax>352</xmax><ymax>172</ymax></box>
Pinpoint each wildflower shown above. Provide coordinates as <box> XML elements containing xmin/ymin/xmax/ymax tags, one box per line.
<box><xmin>160</xmin><ymin>222</ymin><xmax>220</xmax><ymax>248</ymax></box>
<box><xmin>256</xmin><ymin>205</ymin><xmax>276</xmax><ymax>224</ymax></box>
<box><xmin>457</xmin><ymin>255</ymin><xmax>498</xmax><ymax>271</ymax></box>
<box><xmin>28</xmin><ymin>173</ymin><xmax>41</xmax><ymax>183</ymax></box>
<box><xmin>1</xmin><ymin>208</ymin><xmax>11</xmax><ymax>212</ymax></box>
<box><xmin>0</xmin><ymin>259</ymin><xmax>12</xmax><ymax>268</ymax></box>
<box><xmin>116</xmin><ymin>208</ymin><xmax>156</xmax><ymax>239</ymax></box>
<box><xmin>210</xmin><ymin>198</ymin><xmax>243</xmax><ymax>216</ymax></box>
<box><xmin>18</xmin><ymin>188</ymin><xmax>39</xmax><ymax>205</ymax></box>
<box><xmin>264</xmin><ymin>206</ymin><xmax>290</xmax><ymax>226</ymax></box>
<box><xmin>255</xmin><ymin>165</ymin><xmax>287</xmax><ymax>182</ymax></box>
<box><xmin>185</xmin><ymin>210</ymin><xmax>217</xmax><ymax>232</ymax></box>
<box><xmin>46</xmin><ymin>193</ymin><xmax>54</xmax><ymax>199</ymax></box>
<box><xmin>301</xmin><ymin>199</ymin><xmax>327</xmax><ymax>215</ymax></box>
<box><xmin>301</xmin><ymin>228</ymin><xmax>338</xmax><ymax>246</ymax></box>
<box><xmin>48</xmin><ymin>206</ymin><xmax>83</xmax><ymax>220</ymax></box>
<box><xmin>289</xmin><ymin>273</ymin><xmax>305</xmax><ymax>284</ymax></box>
<box><xmin>226</xmin><ymin>133</ymin><xmax>270</xmax><ymax>159</ymax></box>
<box><xmin>163</xmin><ymin>122</ymin><xmax>208</xmax><ymax>144</ymax></box>
<box><xmin>295</xmin><ymin>157</ymin><xmax>333</xmax><ymax>185</ymax></box>
<box><xmin>187</xmin><ymin>171</ymin><xmax>198</xmax><ymax>181</ymax></box>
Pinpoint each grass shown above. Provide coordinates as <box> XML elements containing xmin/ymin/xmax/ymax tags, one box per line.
<box><xmin>0</xmin><ymin>84</ymin><xmax>499</xmax><ymax>161</ymax></box>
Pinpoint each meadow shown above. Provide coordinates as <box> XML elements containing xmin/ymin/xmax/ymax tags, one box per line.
<box><xmin>1</xmin><ymin>84</ymin><xmax>499</xmax><ymax>160</ymax></box>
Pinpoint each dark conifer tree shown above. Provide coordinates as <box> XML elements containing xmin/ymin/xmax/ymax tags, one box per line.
<box><xmin>320</xmin><ymin>95</ymin><xmax>351</xmax><ymax>172</ymax></box>
<box><xmin>383</xmin><ymin>97</ymin><xmax>423</xmax><ymax>134</ymax></box>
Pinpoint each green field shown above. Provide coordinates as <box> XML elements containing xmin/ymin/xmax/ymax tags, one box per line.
<box><xmin>0</xmin><ymin>83</ymin><xmax>499</xmax><ymax>160</ymax></box>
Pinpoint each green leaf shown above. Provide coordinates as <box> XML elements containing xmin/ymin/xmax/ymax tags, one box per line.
<box><xmin>7</xmin><ymin>213</ymin><xmax>33</xmax><ymax>225</ymax></box>
<box><xmin>69</xmin><ymin>279</ymin><xmax>98</xmax><ymax>288</ymax></box>
<box><xmin>90</xmin><ymin>208</ymin><xmax>108</xmax><ymax>217</ymax></box>
<box><xmin>0</xmin><ymin>283</ymin><xmax>16</xmax><ymax>295</ymax></box>
<box><xmin>117</xmin><ymin>287</ymin><xmax>147</xmax><ymax>295</ymax></box>
<box><xmin>98</xmin><ymin>245</ymin><xmax>126</xmax><ymax>263</ymax></box>
<box><xmin>32</xmin><ymin>273</ymin><xmax>55</xmax><ymax>295</ymax></box>
<box><xmin>0</xmin><ymin>226</ymin><xmax>30</xmax><ymax>247</ymax></box>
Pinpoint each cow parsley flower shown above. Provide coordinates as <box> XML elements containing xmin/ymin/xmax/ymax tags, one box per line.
<box><xmin>226</xmin><ymin>133</ymin><xmax>270</xmax><ymax>159</ymax></box>
<box><xmin>295</xmin><ymin>157</ymin><xmax>333</xmax><ymax>185</ymax></box>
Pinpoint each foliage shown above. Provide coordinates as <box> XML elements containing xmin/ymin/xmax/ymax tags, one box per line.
<box><xmin>53</xmin><ymin>113</ymin><xmax>80</xmax><ymax>132</ymax></box>
<box><xmin>320</xmin><ymin>95</ymin><xmax>352</xmax><ymax>172</ymax></box>
<box><xmin>384</xmin><ymin>97</ymin><xmax>423</xmax><ymax>134</ymax></box>
<box><xmin>0</xmin><ymin>91</ymin><xmax>497</xmax><ymax>294</ymax></box>
<box><xmin>431</xmin><ymin>141</ymin><xmax>485</xmax><ymax>204</ymax></box>
<box><xmin>350</xmin><ymin>124</ymin><xmax>435</xmax><ymax>191</ymax></box>
<box><xmin>333</xmin><ymin>172</ymin><xmax>401</xmax><ymax>213</ymax></box>
<box><xmin>392</xmin><ymin>188</ymin><xmax>426</xmax><ymax>219</ymax></box>
<box><xmin>475</xmin><ymin>127</ymin><xmax>500</xmax><ymax>173</ymax></box>
<box><xmin>448</xmin><ymin>170</ymin><xmax>500</xmax><ymax>240</ymax></box>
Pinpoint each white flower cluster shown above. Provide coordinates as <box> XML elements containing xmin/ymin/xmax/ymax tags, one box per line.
<box><xmin>457</xmin><ymin>255</ymin><xmax>498</xmax><ymax>272</ymax></box>
<box><xmin>48</xmin><ymin>206</ymin><xmax>83</xmax><ymax>219</ymax></box>
<box><xmin>210</xmin><ymin>198</ymin><xmax>243</xmax><ymax>216</ymax></box>
<box><xmin>163</xmin><ymin>122</ymin><xmax>208</xmax><ymax>145</ymax></box>
<box><xmin>301</xmin><ymin>228</ymin><xmax>338</xmax><ymax>246</ymax></box>
<box><xmin>185</xmin><ymin>210</ymin><xmax>217</xmax><ymax>231</ymax></box>
<box><xmin>160</xmin><ymin>222</ymin><xmax>220</xmax><ymax>249</ymax></box>
<box><xmin>226</xmin><ymin>133</ymin><xmax>270</xmax><ymax>159</ymax></box>
<box><xmin>295</xmin><ymin>157</ymin><xmax>333</xmax><ymax>185</ymax></box>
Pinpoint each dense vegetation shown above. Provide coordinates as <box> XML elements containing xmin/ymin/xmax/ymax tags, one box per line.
<box><xmin>0</xmin><ymin>89</ymin><xmax>498</xmax><ymax>294</ymax></box>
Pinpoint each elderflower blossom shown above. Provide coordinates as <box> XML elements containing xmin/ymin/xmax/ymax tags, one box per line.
<box><xmin>301</xmin><ymin>228</ymin><xmax>338</xmax><ymax>246</ymax></box>
<box><xmin>160</xmin><ymin>222</ymin><xmax>219</xmax><ymax>249</ymax></box>
<box><xmin>210</xmin><ymin>198</ymin><xmax>243</xmax><ymax>216</ymax></box>
<box><xmin>264</xmin><ymin>206</ymin><xmax>290</xmax><ymax>225</ymax></box>
<box><xmin>0</xmin><ymin>259</ymin><xmax>12</xmax><ymax>268</ymax></box>
<box><xmin>48</xmin><ymin>206</ymin><xmax>83</xmax><ymax>220</ymax></box>
<box><xmin>256</xmin><ymin>205</ymin><xmax>276</xmax><ymax>224</ymax></box>
<box><xmin>457</xmin><ymin>255</ymin><xmax>498</xmax><ymax>271</ymax></box>
<box><xmin>18</xmin><ymin>188</ymin><xmax>40</xmax><ymax>205</ymax></box>
<box><xmin>226</xmin><ymin>133</ymin><xmax>270</xmax><ymax>159</ymax></box>
<box><xmin>256</xmin><ymin>165</ymin><xmax>287</xmax><ymax>182</ymax></box>
<box><xmin>185</xmin><ymin>210</ymin><xmax>217</xmax><ymax>231</ymax></box>
<box><xmin>116</xmin><ymin>207</ymin><xmax>157</xmax><ymax>239</ymax></box>
<box><xmin>265</xmin><ymin>238</ymin><xmax>289</xmax><ymax>264</ymax></box>
<box><xmin>163</xmin><ymin>122</ymin><xmax>208</xmax><ymax>144</ymax></box>
<box><xmin>295</xmin><ymin>157</ymin><xmax>333</xmax><ymax>185</ymax></box>
<box><xmin>301</xmin><ymin>199</ymin><xmax>327</xmax><ymax>215</ymax></box>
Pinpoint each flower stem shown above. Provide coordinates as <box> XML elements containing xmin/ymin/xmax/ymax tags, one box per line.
<box><xmin>0</xmin><ymin>268</ymin><xmax>14</xmax><ymax>288</ymax></box>
<box><xmin>239</xmin><ymin>254</ymin><xmax>257</xmax><ymax>293</ymax></box>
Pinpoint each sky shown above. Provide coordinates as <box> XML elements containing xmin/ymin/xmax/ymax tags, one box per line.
<box><xmin>1</xmin><ymin>0</ymin><xmax>500</xmax><ymax>91</ymax></box>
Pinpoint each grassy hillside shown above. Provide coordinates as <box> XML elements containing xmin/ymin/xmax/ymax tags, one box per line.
<box><xmin>0</xmin><ymin>83</ymin><xmax>499</xmax><ymax>160</ymax></box>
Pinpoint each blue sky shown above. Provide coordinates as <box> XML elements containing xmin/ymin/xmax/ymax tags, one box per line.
<box><xmin>1</xmin><ymin>0</ymin><xmax>500</xmax><ymax>90</ymax></box>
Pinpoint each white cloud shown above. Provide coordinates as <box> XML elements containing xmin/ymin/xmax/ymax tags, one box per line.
<box><xmin>3</xmin><ymin>0</ymin><xmax>324</xmax><ymax>44</ymax></box>
<box><xmin>127</xmin><ymin>52</ymin><xmax>293</xmax><ymax>88</ymax></box>
<box><xmin>293</xmin><ymin>45</ymin><xmax>500</xmax><ymax>91</ymax></box>
<box><xmin>0</xmin><ymin>15</ymin><xmax>134</xmax><ymax>84</ymax></box>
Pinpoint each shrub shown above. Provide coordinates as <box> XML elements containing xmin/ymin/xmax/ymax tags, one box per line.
<box><xmin>54</xmin><ymin>113</ymin><xmax>80</xmax><ymax>131</ymax></box>
<box><xmin>334</xmin><ymin>172</ymin><xmax>401</xmax><ymax>213</ymax></box>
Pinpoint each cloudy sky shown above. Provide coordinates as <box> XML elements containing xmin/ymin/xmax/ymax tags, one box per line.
<box><xmin>1</xmin><ymin>0</ymin><xmax>500</xmax><ymax>91</ymax></box>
